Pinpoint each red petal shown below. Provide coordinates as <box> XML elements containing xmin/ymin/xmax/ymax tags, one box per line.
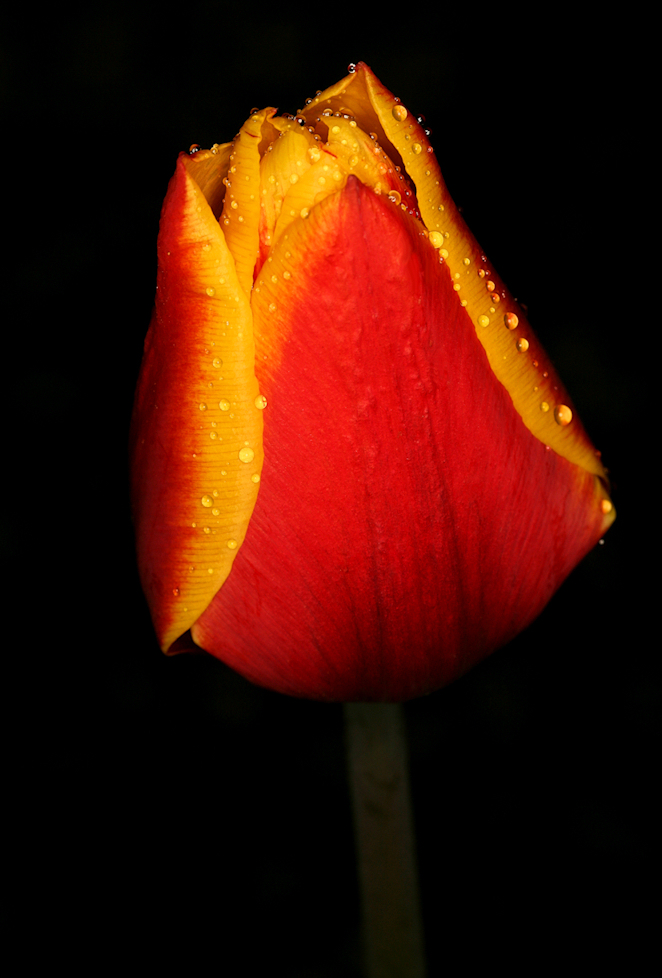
<box><xmin>130</xmin><ymin>155</ymin><xmax>264</xmax><ymax>652</ymax></box>
<box><xmin>190</xmin><ymin>178</ymin><xmax>612</xmax><ymax>701</ymax></box>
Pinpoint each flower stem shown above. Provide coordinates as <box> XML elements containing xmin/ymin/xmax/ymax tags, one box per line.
<box><xmin>344</xmin><ymin>702</ymin><xmax>426</xmax><ymax>978</ymax></box>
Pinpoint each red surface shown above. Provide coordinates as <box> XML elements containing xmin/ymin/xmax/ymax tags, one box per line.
<box><xmin>190</xmin><ymin>179</ymin><xmax>607</xmax><ymax>700</ymax></box>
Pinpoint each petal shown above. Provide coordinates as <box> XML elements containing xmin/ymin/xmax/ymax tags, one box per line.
<box><xmin>130</xmin><ymin>155</ymin><xmax>264</xmax><ymax>652</ymax></box>
<box><xmin>304</xmin><ymin>64</ymin><xmax>609</xmax><ymax>478</ymax></box>
<box><xmin>190</xmin><ymin>177</ymin><xmax>613</xmax><ymax>701</ymax></box>
<box><xmin>218</xmin><ymin>108</ymin><xmax>273</xmax><ymax>295</ymax></box>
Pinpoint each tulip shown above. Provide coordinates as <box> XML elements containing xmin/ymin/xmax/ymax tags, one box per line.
<box><xmin>130</xmin><ymin>62</ymin><xmax>615</xmax><ymax>702</ymax></box>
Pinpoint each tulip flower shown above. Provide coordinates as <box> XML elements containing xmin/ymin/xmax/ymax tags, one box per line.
<box><xmin>131</xmin><ymin>62</ymin><xmax>615</xmax><ymax>703</ymax></box>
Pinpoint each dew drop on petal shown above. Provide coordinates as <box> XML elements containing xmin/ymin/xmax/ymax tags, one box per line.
<box><xmin>428</xmin><ymin>231</ymin><xmax>444</xmax><ymax>249</ymax></box>
<box><xmin>206</xmin><ymin>287</ymin><xmax>216</xmax><ymax>297</ymax></box>
<box><xmin>227</xmin><ymin>539</ymin><xmax>238</xmax><ymax>550</ymax></box>
<box><xmin>219</xmin><ymin>399</ymin><xmax>230</xmax><ymax>411</ymax></box>
<box><xmin>505</xmin><ymin>312</ymin><xmax>519</xmax><ymax>330</ymax></box>
<box><xmin>601</xmin><ymin>499</ymin><xmax>613</xmax><ymax>514</ymax></box>
<box><xmin>516</xmin><ymin>337</ymin><xmax>529</xmax><ymax>352</ymax></box>
<box><xmin>540</xmin><ymin>401</ymin><xmax>550</xmax><ymax>413</ymax></box>
<box><xmin>212</xmin><ymin>357</ymin><xmax>223</xmax><ymax>368</ymax></box>
<box><xmin>251</xmin><ymin>473</ymin><xmax>260</xmax><ymax>484</ymax></box>
<box><xmin>392</xmin><ymin>104</ymin><xmax>407</xmax><ymax>122</ymax></box>
<box><xmin>254</xmin><ymin>394</ymin><xmax>267</xmax><ymax>409</ymax></box>
<box><xmin>478</xmin><ymin>314</ymin><xmax>490</xmax><ymax>327</ymax></box>
<box><xmin>554</xmin><ymin>404</ymin><xmax>573</xmax><ymax>426</ymax></box>
<box><xmin>201</xmin><ymin>495</ymin><xmax>213</xmax><ymax>508</ymax></box>
<box><xmin>239</xmin><ymin>447</ymin><xmax>255</xmax><ymax>463</ymax></box>
<box><xmin>199</xmin><ymin>402</ymin><xmax>207</xmax><ymax>411</ymax></box>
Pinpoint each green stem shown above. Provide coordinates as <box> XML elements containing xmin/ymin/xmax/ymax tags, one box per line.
<box><xmin>344</xmin><ymin>703</ymin><xmax>426</xmax><ymax>978</ymax></box>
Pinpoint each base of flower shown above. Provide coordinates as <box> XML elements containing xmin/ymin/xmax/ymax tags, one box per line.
<box><xmin>344</xmin><ymin>702</ymin><xmax>426</xmax><ymax>977</ymax></box>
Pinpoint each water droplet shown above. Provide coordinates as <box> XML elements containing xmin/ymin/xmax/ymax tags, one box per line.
<box><xmin>478</xmin><ymin>314</ymin><xmax>490</xmax><ymax>327</ymax></box>
<box><xmin>486</xmin><ymin>280</ymin><xmax>495</xmax><ymax>292</ymax></box>
<box><xmin>201</xmin><ymin>494</ymin><xmax>214</xmax><ymax>508</ymax></box>
<box><xmin>347</xmin><ymin>63</ymin><xmax>357</xmax><ymax>73</ymax></box>
<box><xmin>388</xmin><ymin>191</ymin><xmax>402</xmax><ymax>205</ymax></box>
<box><xmin>554</xmin><ymin>404</ymin><xmax>572</xmax><ymax>426</ymax></box>
<box><xmin>411</xmin><ymin>143</ymin><xmax>422</xmax><ymax>154</ymax></box>
<box><xmin>254</xmin><ymin>394</ymin><xmax>267</xmax><ymax>409</ymax></box>
<box><xmin>601</xmin><ymin>499</ymin><xmax>613</xmax><ymax>514</ymax></box>
<box><xmin>428</xmin><ymin>231</ymin><xmax>444</xmax><ymax>249</ymax></box>
<box><xmin>203</xmin><ymin>526</ymin><xmax>211</xmax><ymax>534</ymax></box>
<box><xmin>206</xmin><ymin>287</ymin><xmax>216</xmax><ymax>297</ymax></box>
<box><xmin>189</xmin><ymin>143</ymin><xmax>201</xmax><ymax>154</ymax></box>
<box><xmin>173</xmin><ymin>587</ymin><xmax>180</xmax><ymax>596</ymax></box>
<box><xmin>219</xmin><ymin>399</ymin><xmax>230</xmax><ymax>411</ymax></box>
<box><xmin>212</xmin><ymin>357</ymin><xmax>223</xmax><ymax>368</ymax></box>
<box><xmin>199</xmin><ymin>402</ymin><xmax>207</xmax><ymax>411</ymax></box>
<box><xmin>392</xmin><ymin>104</ymin><xmax>408</xmax><ymax>122</ymax></box>
<box><xmin>540</xmin><ymin>401</ymin><xmax>550</xmax><ymax>413</ymax></box>
<box><xmin>516</xmin><ymin>337</ymin><xmax>529</xmax><ymax>352</ymax></box>
<box><xmin>505</xmin><ymin>312</ymin><xmax>519</xmax><ymax>330</ymax></box>
<box><xmin>251</xmin><ymin>473</ymin><xmax>261</xmax><ymax>484</ymax></box>
<box><xmin>239</xmin><ymin>447</ymin><xmax>255</xmax><ymax>463</ymax></box>
<box><xmin>227</xmin><ymin>539</ymin><xmax>238</xmax><ymax>550</ymax></box>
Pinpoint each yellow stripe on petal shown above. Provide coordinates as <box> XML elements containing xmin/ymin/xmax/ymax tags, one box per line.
<box><xmin>303</xmin><ymin>64</ymin><xmax>609</xmax><ymax>482</ymax></box>
<box><xmin>259</xmin><ymin>125</ymin><xmax>317</xmax><ymax>246</ymax></box>
<box><xmin>137</xmin><ymin>157</ymin><xmax>264</xmax><ymax>651</ymax></box>
<box><xmin>182</xmin><ymin>143</ymin><xmax>233</xmax><ymax>219</ymax></box>
<box><xmin>219</xmin><ymin>108</ymin><xmax>273</xmax><ymax>295</ymax></box>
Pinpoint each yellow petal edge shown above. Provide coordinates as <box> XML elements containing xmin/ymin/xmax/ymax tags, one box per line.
<box><xmin>301</xmin><ymin>64</ymin><xmax>612</xmax><ymax>500</ymax></box>
<box><xmin>156</xmin><ymin>157</ymin><xmax>265</xmax><ymax>650</ymax></box>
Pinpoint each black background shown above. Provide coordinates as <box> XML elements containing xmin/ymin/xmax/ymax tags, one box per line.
<box><xmin>3</xmin><ymin>5</ymin><xmax>654</xmax><ymax>973</ymax></box>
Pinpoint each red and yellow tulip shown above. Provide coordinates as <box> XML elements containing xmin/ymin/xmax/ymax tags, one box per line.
<box><xmin>130</xmin><ymin>63</ymin><xmax>615</xmax><ymax>701</ymax></box>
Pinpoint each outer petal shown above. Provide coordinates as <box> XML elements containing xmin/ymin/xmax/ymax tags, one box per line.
<box><xmin>191</xmin><ymin>177</ymin><xmax>613</xmax><ymax>701</ymax></box>
<box><xmin>303</xmin><ymin>63</ymin><xmax>608</xmax><ymax>477</ymax></box>
<box><xmin>130</xmin><ymin>155</ymin><xmax>264</xmax><ymax>651</ymax></box>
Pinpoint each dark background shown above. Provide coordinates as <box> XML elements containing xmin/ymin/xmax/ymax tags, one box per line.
<box><xmin>3</xmin><ymin>5</ymin><xmax>654</xmax><ymax>973</ymax></box>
